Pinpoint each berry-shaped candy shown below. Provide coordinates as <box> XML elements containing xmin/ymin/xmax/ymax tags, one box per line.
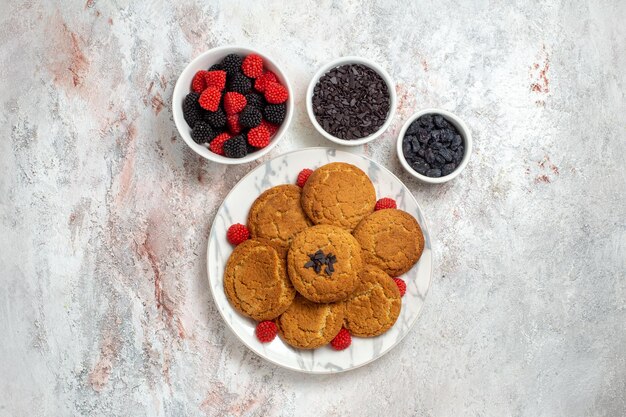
<box><xmin>296</xmin><ymin>168</ymin><xmax>313</xmax><ymax>188</ymax></box>
<box><xmin>190</xmin><ymin>121</ymin><xmax>215</xmax><ymax>144</ymax></box>
<box><xmin>330</xmin><ymin>328</ymin><xmax>351</xmax><ymax>350</ymax></box>
<box><xmin>227</xmin><ymin>114</ymin><xmax>242</xmax><ymax>135</ymax></box>
<box><xmin>204</xmin><ymin>70</ymin><xmax>227</xmax><ymax>91</ymax></box>
<box><xmin>223</xmin><ymin>92</ymin><xmax>247</xmax><ymax>115</ymax></box>
<box><xmin>226</xmin><ymin>223</ymin><xmax>249</xmax><ymax>245</ymax></box>
<box><xmin>393</xmin><ymin>278</ymin><xmax>406</xmax><ymax>297</ymax></box>
<box><xmin>375</xmin><ymin>198</ymin><xmax>397</xmax><ymax>211</ymax></box>
<box><xmin>220</xmin><ymin>53</ymin><xmax>243</xmax><ymax>77</ymax></box>
<box><xmin>182</xmin><ymin>92</ymin><xmax>201</xmax><ymax>128</ymax></box>
<box><xmin>263</xmin><ymin>103</ymin><xmax>286</xmax><ymax>125</ymax></box>
<box><xmin>239</xmin><ymin>106</ymin><xmax>262</xmax><ymax>129</ymax></box>
<box><xmin>209</xmin><ymin>132</ymin><xmax>231</xmax><ymax>155</ymax></box>
<box><xmin>223</xmin><ymin>135</ymin><xmax>248</xmax><ymax>158</ymax></box>
<box><xmin>227</xmin><ymin>72</ymin><xmax>252</xmax><ymax>94</ymax></box>
<box><xmin>191</xmin><ymin>70</ymin><xmax>208</xmax><ymax>93</ymax></box>
<box><xmin>264</xmin><ymin>82</ymin><xmax>288</xmax><ymax>104</ymax></box>
<box><xmin>247</xmin><ymin>124</ymin><xmax>270</xmax><ymax>148</ymax></box>
<box><xmin>198</xmin><ymin>87</ymin><xmax>222</xmax><ymax>111</ymax></box>
<box><xmin>245</xmin><ymin>92</ymin><xmax>265</xmax><ymax>110</ymax></box>
<box><xmin>242</xmin><ymin>54</ymin><xmax>264</xmax><ymax>78</ymax></box>
<box><xmin>260</xmin><ymin>119</ymin><xmax>279</xmax><ymax>137</ymax></box>
<box><xmin>254</xmin><ymin>71</ymin><xmax>278</xmax><ymax>93</ymax></box>
<box><xmin>203</xmin><ymin>107</ymin><xmax>227</xmax><ymax>129</ymax></box>
<box><xmin>255</xmin><ymin>320</ymin><xmax>278</xmax><ymax>343</ymax></box>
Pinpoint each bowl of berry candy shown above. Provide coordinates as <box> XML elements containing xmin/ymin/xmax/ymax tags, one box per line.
<box><xmin>173</xmin><ymin>46</ymin><xmax>293</xmax><ymax>164</ymax></box>
<box><xmin>397</xmin><ymin>109</ymin><xmax>472</xmax><ymax>184</ymax></box>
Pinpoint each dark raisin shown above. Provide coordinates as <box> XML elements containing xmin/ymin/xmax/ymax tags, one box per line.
<box><xmin>442</xmin><ymin>163</ymin><xmax>456</xmax><ymax>176</ymax></box>
<box><xmin>406</xmin><ymin>120</ymin><xmax>420</xmax><ymax>135</ymax></box>
<box><xmin>434</xmin><ymin>115</ymin><xmax>446</xmax><ymax>128</ymax></box>
<box><xmin>410</xmin><ymin>157</ymin><xmax>430</xmax><ymax>174</ymax></box>
<box><xmin>441</xmin><ymin>130</ymin><xmax>454</xmax><ymax>143</ymax></box>
<box><xmin>425</xmin><ymin>149</ymin><xmax>436</xmax><ymax>165</ymax></box>
<box><xmin>402</xmin><ymin>141</ymin><xmax>412</xmax><ymax>156</ymax></box>
<box><xmin>451</xmin><ymin>135</ymin><xmax>462</xmax><ymax>149</ymax></box>
<box><xmin>426</xmin><ymin>168</ymin><xmax>442</xmax><ymax>177</ymax></box>
<box><xmin>439</xmin><ymin>148</ymin><xmax>453</xmax><ymax>162</ymax></box>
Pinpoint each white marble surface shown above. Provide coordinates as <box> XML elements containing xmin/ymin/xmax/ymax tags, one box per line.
<box><xmin>1</xmin><ymin>1</ymin><xmax>625</xmax><ymax>416</ymax></box>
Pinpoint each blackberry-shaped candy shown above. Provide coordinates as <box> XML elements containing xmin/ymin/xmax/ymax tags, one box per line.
<box><xmin>246</xmin><ymin>141</ymin><xmax>258</xmax><ymax>155</ymax></box>
<box><xmin>208</xmin><ymin>63</ymin><xmax>223</xmax><ymax>71</ymax></box>
<box><xmin>227</xmin><ymin>72</ymin><xmax>252</xmax><ymax>94</ymax></box>
<box><xmin>239</xmin><ymin>106</ymin><xmax>262</xmax><ymax>129</ymax></box>
<box><xmin>191</xmin><ymin>121</ymin><xmax>215</xmax><ymax>144</ymax></box>
<box><xmin>223</xmin><ymin>135</ymin><xmax>248</xmax><ymax>158</ymax></box>
<box><xmin>245</xmin><ymin>92</ymin><xmax>265</xmax><ymax>110</ymax></box>
<box><xmin>183</xmin><ymin>92</ymin><xmax>201</xmax><ymax>128</ymax></box>
<box><xmin>220</xmin><ymin>54</ymin><xmax>243</xmax><ymax>77</ymax></box>
<box><xmin>263</xmin><ymin>103</ymin><xmax>286</xmax><ymax>125</ymax></box>
<box><xmin>203</xmin><ymin>106</ymin><xmax>227</xmax><ymax>129</ymax></box>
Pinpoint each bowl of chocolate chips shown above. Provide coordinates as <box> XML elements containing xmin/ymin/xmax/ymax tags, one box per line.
<box><xmin>397</xmin><ymin>109</ymin><xmax>472</xmax><ymax>184</ymax></box>
<box><xmin>307</xmin><ymin>56</ymin><xmax>396</xmax><ymax>146</ymax></box>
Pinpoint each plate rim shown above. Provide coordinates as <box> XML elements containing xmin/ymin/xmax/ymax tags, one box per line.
<box><xmin>206</xmin><ymin>147</ymin><xmax>434</xmax><ymax>374</ymax></box>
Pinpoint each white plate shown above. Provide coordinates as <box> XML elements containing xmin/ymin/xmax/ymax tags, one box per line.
<box><xmin>207</xmin><ymin>148</ymin><xmax>432</xmax><ymax>373</ymax></box>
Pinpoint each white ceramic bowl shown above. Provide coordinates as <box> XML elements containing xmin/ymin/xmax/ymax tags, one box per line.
<box><xmin>306</xmin><ymin>56</ymin><xmax>397</xmax><ymax>146</ymax></box>
<box><xmin>397</xmin><ymin>108</ymin><xmax>472</xmax><ymax>184</ymax></box>
<box><xmin>172</xmin><ymin>46</ymin><xmax>293</xmax><ymax>164</ymax></box>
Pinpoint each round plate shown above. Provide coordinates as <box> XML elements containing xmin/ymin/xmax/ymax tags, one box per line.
<box><xmin>207</xmin><ymin>148</ymin><xmax>432</xmax><ymax>373</ymax></box>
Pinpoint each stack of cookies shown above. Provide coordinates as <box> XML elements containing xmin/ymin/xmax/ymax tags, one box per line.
<box><xmin>224</xmin><ymin>162</ymin><xmax>425</xmax><ymax>350</ymax></box>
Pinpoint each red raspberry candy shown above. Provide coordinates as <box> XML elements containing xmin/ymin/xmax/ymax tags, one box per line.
<box><xmin>260</xmin><ymin>119</ymin><xmax>279</xmax><ymax>137</ymax></box>
<box><xmin>255</xmin><ymin>321</ymin><xmax>278</xmax><ymax>343</ymax></box>
<box><xmin>209</xmin><ymin>132</ymin><xmax>231</xmax><ymax>155</ymax></box>
<box><xmin>227</xmin><ymin>223</ymin><xmax>249</xmax><ymax>245</ymax></box>
<box><xmin>247</xmin><ymin>125</ymin><xmax>270</xmax><ymax>148</ymax></box>
<box><xmin>223</xmin><ymin>92</ymin><xmax>247</xmax><ymax>115</ymax></box>
<box><xmin>330</xmin><ymin>328</ymin><xmax>351</xmax><ymax>350</ymax></box>
<box><xmin>198</xmin><ymin>87</ymin><xmax>221</xmax><ymax>111</ymax></box>
<box><xmin>264</xmin><ymin>82</ymin><xmax>289</xmax><ymax>104</ymax></box>
<box><xmin>296</xmin><ymin>169</ymin><xmax>313</xmax><ymax>188</ymax></box>
<box><xmin>254</xmin><ymin>71</ymin><xmax>278</xmax><ymax>93</ymax></box>
<box><xmin>242</xmin><ymin>54</ymin><xmax>264</xmax><ymax>78</ymax></box>
<box><xmin>393</xmin><ymin>278</ymin><xmax>406</xmax><ymax>297</ymax></box>
<box><xmin>375</xmin><ymin>197</ymin><xmax>397</xmax><ymax>211</ymax></box>
<box><xmin>191</xmin><ymin>70</ymin><xmax>208</xmax><ymax>93</ymax></box>
<box><xmin>204</xmin><ymin>70</ymin><xmax>226</xmax><ymax>91</ymax></box>
<box><xmin>227</xmin><ymin>114</ymin><xmax>241</xmax><ymax>134</ymax></box>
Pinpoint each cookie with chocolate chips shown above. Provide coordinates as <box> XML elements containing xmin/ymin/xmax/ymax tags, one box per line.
<box><xmin>287</xmin><ymin>224</ymin><xmax>362</xmax><ymax>303</ymax></box>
